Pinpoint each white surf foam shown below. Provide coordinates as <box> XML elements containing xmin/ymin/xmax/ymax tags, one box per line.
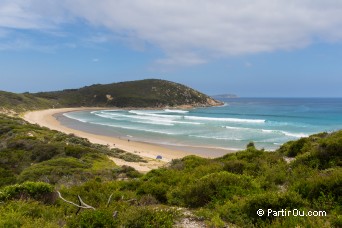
<box><xmin>164</xmin><ymin>109</ymin><xmax>189</xmax><ymax>113</ymax></box>
<box><xmin>185</xmin><ymin>116</ymin><xmax>265</xmax><ymax>123</ymax></box>
<box><xmin>89</xmin><ymin>122</ymin><xmax>178</xmax><ymax>135</ymax></box>
<box><xmin>63</xmin><ymin>113</ymin><xmax>88</xmax><ymax>123</ymax></box>
<box><xmin>128</xmin><ymin>110</ymin><xmax>182</xmax><ymax>119</ymax></box>
<box><xmin>189</xmin><ymin>135</ymin><xmax>243</xmax><ymax>141</ymax></box>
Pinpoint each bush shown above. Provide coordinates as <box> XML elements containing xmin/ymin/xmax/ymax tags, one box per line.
<box><xmin>168</xmin><ymin>171</ymin><xmax>257</xmax><ymax>207</ymax></box>
<box><xmin>242</xmin><ymin>191</ymin><xmax>306</xmax><ymax>223</ymax></box>
<box><xmin>18</xmin><ymin>157</ymin><xmax>92</xmax><ymax>184</ymax></box>
<box><xmin>0</xmin><ymin>182</ymin><xmax>54</xmax><ymax>202</ymax></box>
<box><xmin>294</xmin><ymin>168</ymin><xmax>342</xmax><ymax>205</ymax></box>
<box><xmin>137</xmin><ymin>182</ymin><xmax>169</xmax><ymax>203</ymax></box>
<box><xmin>0</xmin><ymin>168</ymin><xmax>16</xmax><ymax>187</ymax></box>
<box><xmin>67</xmin><ymin>209</ymin><xmax>118</xmax><ymax>228</ymax></box>
<box><xmin>0</xmin><ymin>200</ymin><xmax>64</xmax><ymax>227</ymax></box>
<box><xmin>64</xmin><ymin>145</ymin><xmax>88</xmax><ymax>159</ymax></box>
<box><xmin>119</xmin><ymin>206</ymin><xmax>178</xmax><ymax>228</ymax></box>
<box><xmin>223</xmin><ymin>160</ymin><xmax>246</xmax><ymax>174</ymax></box>
<box><xmin>112</xmin><ymin>165</ymin><xmax>142</xmax><ymax>179</ymax></box>
<box><xmin>31</xmin><ymin>143</ymin><xmax>61</xmax><ymax>162</ymax></box>
<box><xmin>220</xmin><ymin>191</ymin><xmax>306</xmax><ymax>226</ymax></box>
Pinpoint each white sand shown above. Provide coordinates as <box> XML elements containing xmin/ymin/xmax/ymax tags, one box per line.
<box><xmin>23</xmin><ymin>108</ymin><xmax>195</xmax><ymax>172</ymax></box>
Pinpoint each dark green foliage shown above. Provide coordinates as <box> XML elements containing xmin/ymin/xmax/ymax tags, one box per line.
<box><xmin>280</xmin><ymin>131</ymin><xmax>341</xmax><ymax>169</ymax></box>
<box><xmin>31</xmin><ymin>143</ymin><xmax>61</xmax><ymax>162</ymax></box>
<box><xmin>18</xmin><ymin>157</ymin><xmax>92</xmax><ymax>184</ymax></box>
<box><xmin>246</xmin><ymin>141</ymin><xmax>255</xmax><ymax>149</ymax></box>
<box><xmin>118</xmin><ymin>206</ymin><xmax>178</xmax><ymax>228</ymax></box>
<box><xmin>0</xmin><ymin>200</ymin><xmax>64</xmax><ymax>227</ymax></box>
<box><xmin>64</xmin><ymin>145</ymin><xmax>88</xmax><ymax>159</ymax></box>
<box><xmin>0</xmin><ymin>181</ymin><xmax>54</xmax><ymax>202</ymax></box>
<box><xmin>223</xmin><ymin>160</ymin><xmax>246</xmax><ymax>174</ymax></box>
<box><xmin>283</xmin><ymin>138</ymin><xmax>309</xmax><ymax>157</ymax></box>
<box><xmin>112</xmin><ymin>165</ymin><xmax>142</xmax><ymax>179</ymax></box>
<box><xmin>137</xmin><ymin>182</ymin><xmax>169</xmax><ymax>203</ymax></box>
<box><xmin>0</xmin><ymin>168</ymin><xmax>16</xmax><ymax>187</ymax></box>
<box><xmin>67</xmin><ymin>209</ymin><xmax>118</xmax><ymax>228</ymax></box>
<box><xmin>242</xmin><ymin>191</ymin><xmax>306</xmax><ymax>222</ymax></box>
<box><xmin>294</xmin><ymin>168</ymin><xmax>342</xmax><ymax>205</ymax></box>
<box><xmin>169</xmin><ymin>171</ymin><xmax>257</xmax><ymax>207</ymax></box>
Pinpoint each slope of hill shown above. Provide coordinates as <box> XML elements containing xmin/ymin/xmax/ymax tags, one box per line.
<box><xmin>0</xmin><ymin>79</ymin><xmax>222</xmax><ymax>113</ymax></box>
<box><xmin>34</xmin><ymin>79</ymin><xmax>222</xmax><ymax>108</ymax></box>
<box><xmin>0</xmin><ymin>91</ymin><xmax>54</xmax><ymax>113</ymax></box>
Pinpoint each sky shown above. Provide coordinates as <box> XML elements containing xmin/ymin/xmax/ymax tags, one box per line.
<box><xmin>1</xmin><ymin>1</ymin><xmax>342</xmax><ymax>97</ymax></box>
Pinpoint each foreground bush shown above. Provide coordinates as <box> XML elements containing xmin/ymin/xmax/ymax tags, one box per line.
<box><xmin>168</xmin><ymin>171</ymin><xmax>258</xmax><ymax>207</ymax></box>
<box><xmin>0</xmin><ymin>181</ymin><xmax>54</xmax><ymax>202</ymax></box>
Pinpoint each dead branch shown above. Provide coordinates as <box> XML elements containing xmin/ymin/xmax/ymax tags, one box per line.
<box><xmin>77</xmin><ymin>195</ymin><xmax>96</xmax><ymax>210</ymax></box>
<box><xmin>106</xmin><ymin>193</ymin><xmax>113</xmax><ymax>207</ymax></box>
<box><xmin>57</xmin><ymin>191</ymin><xmax>95</xmax><ymax>210</ymax></box>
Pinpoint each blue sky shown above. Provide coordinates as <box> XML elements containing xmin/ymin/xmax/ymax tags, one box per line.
<box><xmin>1</xmin><ymin>1</ymin><xmax>342</xmax><ymax>97</ymax></box>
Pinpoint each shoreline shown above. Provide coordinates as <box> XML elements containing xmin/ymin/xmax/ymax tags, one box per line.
<box><xmin>23</xmin><ymin>108</ymin><xmax>236</xmax><ymax>171</ymax></box>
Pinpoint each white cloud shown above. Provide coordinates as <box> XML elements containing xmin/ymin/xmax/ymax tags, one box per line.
<box><xmin>2</xmin><ymin>0</ymin><xmax>342</xmax><ymax>65</ymax></box>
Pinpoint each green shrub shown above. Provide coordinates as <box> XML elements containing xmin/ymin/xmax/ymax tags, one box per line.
<box><xmin>31</xmin><ymin>143</ymin><xmax>62</xmax><ymax>162</ymax></box>
<box><xmin>294</xmin><ymin>168</ymin><xmax>342</xmax><ymax>205</ymax></box>
<box><xmin>137</xmin><ymin>182</ymin><xmax>169</xmax><ymax>203</ymax></box>
<box><xmin>18</xmin><ymin>157</ymin><xmax>92</xmax><ymax>184</ymax></box>
<box><xmin>219</xmin><ymin>191</ymin><xmax>307</xmax><ymax>226</ymax></box>
<box><xmin>112</xmin><ymin>165</ymin><xmax>142</xmax><ymax>179</ymax></box>
<box><xmin>242</xmin><ymin>191</ymin><xmax>306</xmax><ymax>223</ymax></box>
<box><xmin>64</xmin><ymin>145</ymin><xmax>87</xmax><ymax>158</ymax></box>
<box><xmin>0</xmin><ymin>181</ymin><xmax>54</xmax><ymax>202</ymax></box>
<box><xmin>168</xmin><ymin>171</ymin><xmax>257</xmax><ymax>207</ymax></box>
<box><xmin>119</xmin><ymin>206</ymin><xmax>178</xmax><ymax>228</ymax></box>
<box><xmin>182</xmin><ymin>155</ymin><xmax>210</xmax><ymax>170</ymax></box>
<box><xmin>0</xmin><ymin>168</ymin><xmax>16</xmax><ymax>187</ymax></box>
<box><xmin>0</xmin><ymin>200</ymin><xmax>64</xmax><ymax>228</ymax></box>
<box><xmin>67</xmin><ymin>209</ymin><xmax>118</xmax><ymax>228</ymax></box>
<box><xmin>223</xmin><ymin>160</ymin><xmax>246</xmax><ymax>174</ymax></box>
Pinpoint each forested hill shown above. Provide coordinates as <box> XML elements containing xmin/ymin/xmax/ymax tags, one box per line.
<box><xmin>0</xmin><ymin>79</ymin><xmax>222</xmax><ymax>113</ymax></box>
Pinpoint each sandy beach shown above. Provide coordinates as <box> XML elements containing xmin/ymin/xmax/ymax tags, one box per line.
<box><xmin>24</xmin><ymin>108</ymin><xmax>223</xmax><ymax>172</ymax></box>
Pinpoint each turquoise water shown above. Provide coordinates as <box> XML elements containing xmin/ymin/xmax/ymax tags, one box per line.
<box><xmin>63</xmin><ymin>98</ymin><xmax>342</xmax><ymax>151</ymax></box>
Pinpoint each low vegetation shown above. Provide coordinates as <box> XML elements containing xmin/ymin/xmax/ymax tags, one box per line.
<box><xmin>0</xmin><ymin>114</ymin><xmax>145</xmax><ymax>188</ymax></box>
<box><xmin>0</xmin><ymin>114</ymin><xmax>340</xmax><ymax>227</ymax></box>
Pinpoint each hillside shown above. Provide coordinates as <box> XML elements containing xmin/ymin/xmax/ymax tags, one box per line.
<box><xmin>0</xmin><ymin>114</ymin><xmax>341</xmax><ymax>227</ymax></box>
<box><xmin>34</xmin><ymin>79</ymin><xmax>222</xmax><ymax>108</ymax></box>
<box><xmin>0</xmin><ymin>91</ymin><xmax>54</xmax><ymax>114</ymax></box>
<box><xmin>0</xmin><ymin>79</ymin><xmax>222</xmax><ymax>113</ymax></box>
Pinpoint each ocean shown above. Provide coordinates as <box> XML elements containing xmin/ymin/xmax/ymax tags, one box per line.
<box><xmin>62</xmin><ymin>98</ymin><xmax>342</xmax><ymax>151</ymax></box>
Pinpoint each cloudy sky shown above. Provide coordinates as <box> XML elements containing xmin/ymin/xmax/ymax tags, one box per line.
<box><xmin>1</xmin><ymin>0</ymin><xmax>342</xmax><ymax>97</ymax></box>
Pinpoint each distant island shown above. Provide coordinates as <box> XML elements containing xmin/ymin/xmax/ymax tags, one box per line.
<box><xmin>212</xmin><ymin>93</ymin><xmax>238</xmax><ymax>99</ymax></box>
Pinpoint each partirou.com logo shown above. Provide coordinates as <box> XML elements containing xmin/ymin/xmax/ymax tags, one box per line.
<box><xmin>257</xmin><ymin>209</ymin><xmax>327</xmax><ymax>217</ymax></box>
